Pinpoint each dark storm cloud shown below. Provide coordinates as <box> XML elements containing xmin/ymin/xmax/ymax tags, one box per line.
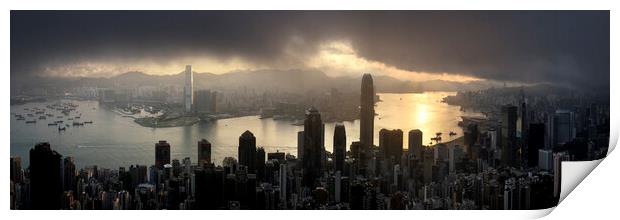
<box><xmin>11</xmin><ymin>11</ymin><xmax>609</xmax><ymax>89</ymax></box>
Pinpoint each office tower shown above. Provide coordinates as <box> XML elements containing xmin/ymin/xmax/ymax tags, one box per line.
<box><xmin>501</xmin><ymin>105</ymin><xmax>518</xmax><ymax>167</ymax></box>
<box><xmin>408</xmin><ymin>129</ymin><xmax>423</xmax><ymax>159</ymax></box>
<box><xmin>553</xmin><ymin>152</ymin><xmax>569</xmax><ymax>199</ymax></box>
<box><xmin>155</xmin><ymin>141</ymin><xmax>171</xmax><ymax>169</ymax></box>
<box><xmin>279</xmin><ymin>163</ymin><xmax>288</xmax><ymax>209</ymax></box>
<box><xmin>63</xmin><ymin>157</ymin><xmax>76</xmax><ymax>193</ymax></box>
<box><xmin>256</xmin><ymin>147</ymin><xmax>266</xmax><ymax>181</ymax></box>
<box><xmin>527</xmin><ymin>123</ymin><xmax>545</xmax><ymax>167</ymax></box>
<box><xmin>553</xmin><ymin>110</ymin><xmax>576</xmax><ymax>147</ymax></box>
<box><xmin>30</xmin><ymin>142</ymin><xmax>63</xmax><ymax>209</ymax></box>
<box><xmin>238</xmin><ymin>130</ymin><xmax>257</xmax><ymax>173</ymax></box>
<box><xmin>333</xmin><ymin>123</ymin><xmax>347</xmax><ymax>173</ymax></box>
<box><xmin>519</xmin><ymin>88</ymin><xmax>528</xmax><ymax>139</ymax></box>
<box><xmin>464</xmin><ymin>124</ymin><xmax>479</xmax><ymax>160</ymax></box>
<box><xmin>303</xmin><ymin>107</ymin><xmax>324</xmax><ymax>187</ymax></box>
<box><xmin>379</xmin><ymin>129</ymin><xmax>403</xmax><ymax>165</ymax></box>
<box><xmin>297</xmin><ymin>131</ymin><xmax>305</xmax><ymax>159</ymax></box>
<box><xmin>422</xmin><ymin>148</ymin><xmax>433</xmax><ymax>185</ymax></box>
<box><xmin>184</xmin><ymin>65</ymin><xmax>193</xmax><ymax>113</ymax></box>
<box><xmin>538</xmin><ymin>149</ymin><xmax>553</xmax><ymax>171</ymax></box>
<box><xmin>194</xmin><ymin>90</ymin><xmax>217</xmax><ymax>113</ymax></box>
<box><xmin>197</xmin><ymin>139</ymin><xmax>212</xmax><ymax>166</ymax></box>
<box><xmin>10</xmin><ymin>156</ymin><xmax>22</xmax><ymax>184</ymax></box>
<box><xmin>488</xmin><ymin>128</ymin><xmax>498</xmax><ymax>151</ymax></box>
<box><xmin>335</xmin><ymin>171</ymin><xmax>342</xmax><ymax>203</ymax></box>
<box><xmin>360</xmin><ymin>73</ymin><xmax>375</xmax><ymax>150</ymax></box>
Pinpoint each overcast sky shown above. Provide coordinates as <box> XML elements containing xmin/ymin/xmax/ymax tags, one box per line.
<box><xmin>11</xmin><ymin>11</ymin><xmax>609</xmax><ymax>89</ymax></box>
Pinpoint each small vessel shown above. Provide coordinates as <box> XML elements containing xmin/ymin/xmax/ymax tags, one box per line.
<box><xmin>25</xmin><ymin>120</ymin><xmax>36</xmax><ymax>124</ymax></box>
<box><xmin>48</xmin><ymin>123</ymin><xmax>58</xmax><ymax>126</ymax></box>
<box><xmin>58</xmin><ymin>126</ymin><xmax>66</xmax><ymax>131</ymax></box>
<box><xmin>39</xmin><ymin>116</ymin><xmax>46</xmax><ymax>120</ymax></box>
<box><xmin>84</xmin><ymin>121</ymin><xmax>93</xmax><ymax>124</ymax></box>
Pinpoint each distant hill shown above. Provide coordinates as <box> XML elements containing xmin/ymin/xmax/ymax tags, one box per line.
<box><xmin>10</xmin><ymin>69</ymin><xmax>500</xmax><ymax>96</ymax></box>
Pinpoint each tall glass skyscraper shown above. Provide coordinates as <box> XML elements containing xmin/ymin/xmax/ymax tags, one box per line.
<box><xmin>360</xmin><ymin>73</ymin><xmax>375</xmax><ymax>149</ymax></box>
<box><xmin>184</xmin><ymin>65</ymin><xmax>193</xmax><ymax>113</ymax></box>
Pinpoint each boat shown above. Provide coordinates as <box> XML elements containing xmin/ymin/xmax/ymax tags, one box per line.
<box><xmin>39</xmin><ymin>116</ymin><xmax>46</xmax><ymax>120</ymax></box>
<box><xmin>48</xmin><ymin>123</ymin><xmax>58</xmax><ymax>126</ymax></box>
<box><xmin>25</xmin><ymin>120</ymin><xmax>36</xmax><ymax>123</ymax></box>
<box><xmin>58</xmin><ymin>127</ymin><xmax>66</xmax><ymax>131</ymax></box>
<box><xmin>84</xmin><ymin>121</ymin><xmax>93</xmax><ymax>124</ymax></box>
<box><xmin>55</xmin><ymin>120</ymin><xmax>63</xmax><ymax>123</ymax></box>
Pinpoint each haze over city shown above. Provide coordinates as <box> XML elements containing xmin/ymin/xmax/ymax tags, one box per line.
<box><xmin>10</xmin><ymin>11</ymin><xmax>610</xmax><ymax>211</ymax></box>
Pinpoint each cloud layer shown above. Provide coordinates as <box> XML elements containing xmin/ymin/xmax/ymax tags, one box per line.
<box><xmin>11</xmin><ymin>11</ymin><xmax>609</xmax><ymax>89</ymax></box>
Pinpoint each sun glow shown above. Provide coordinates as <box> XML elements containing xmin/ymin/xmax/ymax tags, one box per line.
<box><xmin>42</xmin><ymin>38</ymin><xmax>484</xmax><ymax>83</ymax></box>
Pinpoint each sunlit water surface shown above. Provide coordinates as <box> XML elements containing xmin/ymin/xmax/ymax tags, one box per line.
<box><xmin>10</xmin><ymin>92</ymin><xmax>482</xmax><ymax>168</ymax></box>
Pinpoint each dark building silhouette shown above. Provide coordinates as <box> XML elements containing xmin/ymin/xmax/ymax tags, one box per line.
<box><xmin>297</xmin><ymin>131</ymin><xmax>304</xmax><ymax>160</ymax></box>
<box><xmin>528</xmin><ymin>123</ymin><xmax>546</xmax><ymax>167</ymax></box>
<box><xmin>379</xmin><ymin>129</ymin><xmax>403</xmax><ymax>165</ymax></box>
<box><xmin>155</xmin><ymin>141</ymin><xmax>171</xmax><ymax>169</ymax></box>
<box><xmin>29</xmin><ymin>142</ymin><xmax>62</xmax><ymax>209</ymax></box>
<box><xmin>238</xmin><ymin>130</ymin><xmax>257</xmax><ymax>173</ymax></box>
<box><xmin>303</xmin><ymin>107</ymin><xmax>324</xmax><ymax>187</ymax></box>
<box><xmin>464</xmin><ymin>124</ymin><xmax>480</xmax><ymax>160</ymax></box>
<box><xmin>63</xmin><ymin>157</ymin><xmax>76</xmax><ymax>194</ymax></box>
<box><xmin>501</xmin><ymin>105</ymin><xmax>518</xmax><ymax>167</ymax></box>
<box><xmin>256</xmin><ymin>147</ymin><xmax>266</xmax><ymax>181</ymax></box>
<box><xmin>333</xmin><ymin>123</ymin><xmax>347</xmax><ymax>173</ymax></box>
<box><xmin>267</xmin><ymin>151</ymin><xmax>285</xmax><ymax>161</ymax></box>
<box><xmin>197</xmin><ymin>139</ymin><xmax>212</xmax><ymax>166</ymax></box>
<box><xmin>408</xmin><ymin>129</ymin><xmax>423</xmax><ymax>160</ymax></box>
<box><xmin>360</xmin><ymin>73</ymin><xmax>375</xmax><ymax>150</ymax></box>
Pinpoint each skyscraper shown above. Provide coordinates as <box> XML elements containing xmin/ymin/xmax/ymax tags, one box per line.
<box><xmin>63</xmin><ymin>157</ymin><xmax>76</xmax><ymax>194</ymax></box>
<box><xmin>553</xmin><ymin>110</ymin><xmax>576</xmax><ymax>147</ymax></box>
<box><xmin>198</xmin><ymin>139</ymin><xmax>212</xmax><ymax>166</ymax></box>
<box><xmin>527</xmin><ymin>123</ymin><xmax>545</xmax><ymax>167</ymax></box>
<box><xmin>360</xmin><ymin>73</ymin><xmax>375</xmax><ymax>149</ymax></box>
<box><xmin>333</xmin><ymin>124</ymin><xmax>347</xmax><ymax>173</ymax></box>
<box><xmin>501</xmin><ymin>105</ymin><xmax>518</xmax><ymax>167</ymax></box>
<box><xmin>29</xmin><ymin>142</ymin><xmax>63</xmax><ymax>209</ymax></box>
<box><xmin>184</xmin><ymin>65</ymin><xmax>193</xmax><ymax>113</ymax></box>
<box><xmin>408</xmin><ymin>129</ymin><xmax>423</xmax><ymax>160</ymax></box>
<box><xmin>256</xmin><ymin>147</ymin><xmax>266</xmax><ymax>181</ymax></box>
<box><xmin>238</xmin><ymin>130</ymin><xmax>257</xmax><ymax>173</ymax></box>
<box><xmin>379</xmin><ymin>129</ymin><xmax>403</xmax><ymax>165</ymax></box>
<box><xmin>155</xmin><ymin>140</ymin><xmax>171</xmax><ymax>169</ymax></box>
<box><xmin>303</xmin><ymin>107</ymin><xmax>324</xmax><ymax>187</ymax></box>
<box><xmin>297</xmin><ymin>131</ymin><xmax>305</xmax><ymax>160</ymax></box>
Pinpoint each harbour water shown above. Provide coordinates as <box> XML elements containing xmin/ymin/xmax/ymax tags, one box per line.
<box><xmin>10</xmin><ymin>92</ymin><xmax>483</xmax><ymax>168</ymax></box>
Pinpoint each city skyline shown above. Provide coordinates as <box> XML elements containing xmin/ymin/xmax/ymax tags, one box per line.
<box><xmin>10</xmin><ymin>10</ymin><xmax>610</xmax><ymax>211</ymax></box>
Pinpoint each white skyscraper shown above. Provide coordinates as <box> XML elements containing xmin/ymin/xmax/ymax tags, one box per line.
<box><xmin>184</xmin><ymin>65</ymin><xmax>193</xmax><ymax>113</ymax></box>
